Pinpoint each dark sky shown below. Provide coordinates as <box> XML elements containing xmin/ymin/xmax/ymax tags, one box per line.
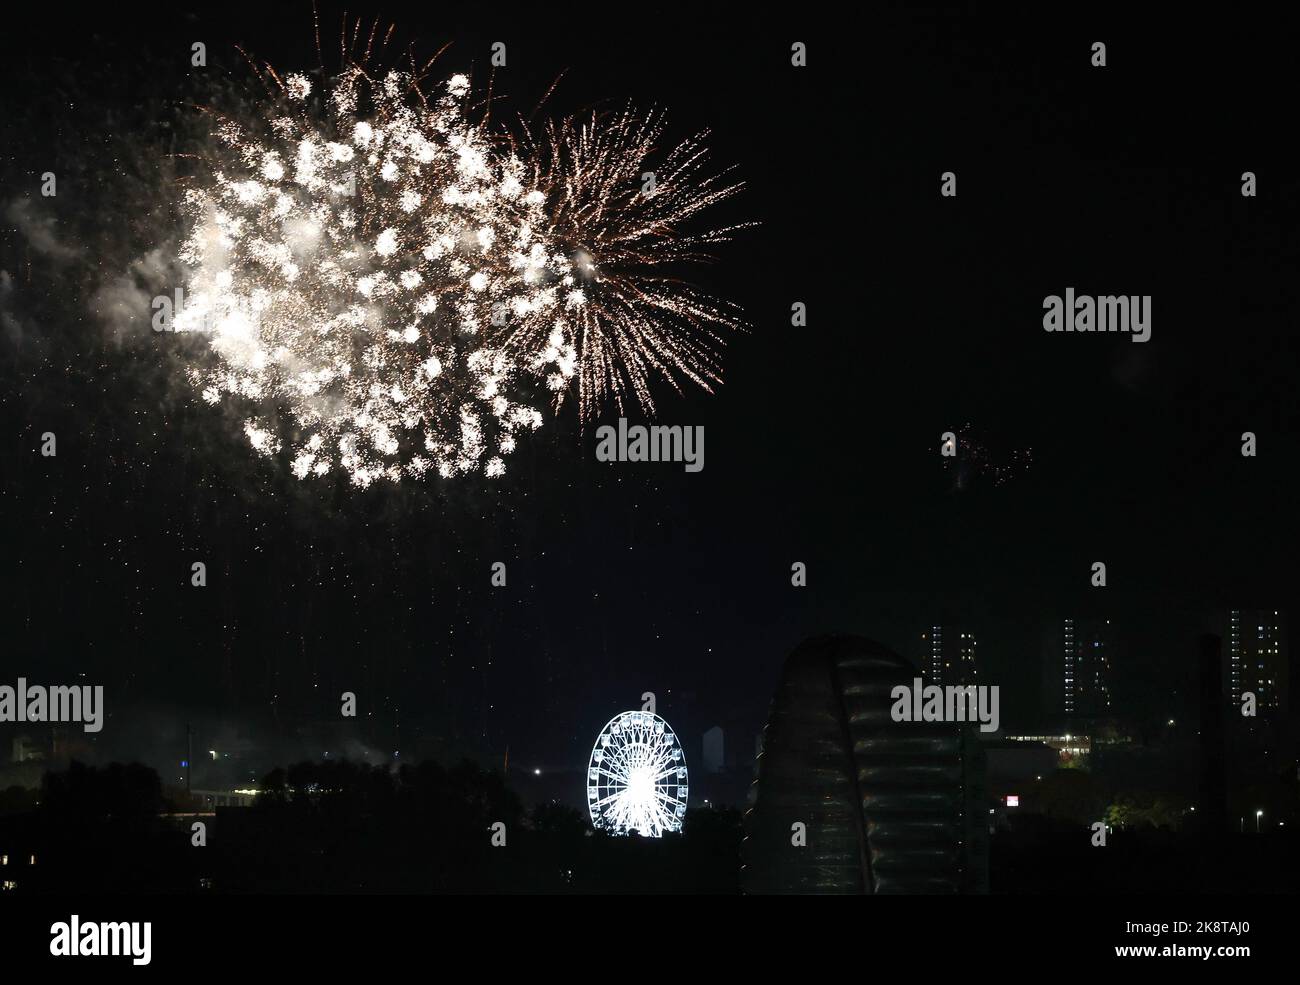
<box><xmin>1</xmin><ymin>6</ymin><xmax>1294</xmax><ymax>781</ymax></box>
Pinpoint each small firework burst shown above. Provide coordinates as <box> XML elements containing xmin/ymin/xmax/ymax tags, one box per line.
<box><xmin>173</xmin><ymin>42</ymin><xmax>745</xmax><ymax>486</ymax></box>
<box><xmin>943</xmin><ymin>424</ymin><xmax>1033</xmax><ymax>489</ymax></box>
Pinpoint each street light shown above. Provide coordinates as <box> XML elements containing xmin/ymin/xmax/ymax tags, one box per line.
<box><xmin>1256</xmin><ymin>809</ymin><xmax>1263</xmax><ymax>834</ymax></box>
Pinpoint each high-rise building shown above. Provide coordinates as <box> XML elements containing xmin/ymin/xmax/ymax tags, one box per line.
<box><xmin>1226</xmin><ymin>610</ymin><xmax>1286</xmax><ymax>716</ymax></box>
<box><xmin>920</xmin><ymin>626</ymin><xmax>979</xmax><ymax>686</ymax></box>
<box><xmin>1061</xmin><ymin>617</ymin><xmax>1111</xmax><ymax>719</ymax></box>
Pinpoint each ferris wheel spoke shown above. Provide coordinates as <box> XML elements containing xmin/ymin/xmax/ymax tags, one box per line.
<box><xmin>591</xmin><ymin>790</ymin><xmax>630</xmax><ymax>809</ymax></box>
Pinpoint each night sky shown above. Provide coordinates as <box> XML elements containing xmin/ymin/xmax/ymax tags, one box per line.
<box><xmin>2</xmin><ymin>6</ymin><xmax>1294</xmax><ymax>784</ymax></box>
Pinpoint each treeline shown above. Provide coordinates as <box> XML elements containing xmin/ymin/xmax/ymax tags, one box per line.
<box><xmin>0</xmin><ymin>760</ymin><xmax>743</xmax><ymax>893</ymax></box>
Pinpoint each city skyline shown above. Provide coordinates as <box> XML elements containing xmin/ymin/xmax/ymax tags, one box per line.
<box><xmin>0</xmin><ymin>3</ymin><xmax>1296</xmax><ymax>951</ymax></box>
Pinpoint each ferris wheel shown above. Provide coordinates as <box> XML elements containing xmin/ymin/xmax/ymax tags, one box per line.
<box><xmin>586</xmin><ymin>710</ymin><xmax>689</xmax><ymax>837</ymax></box>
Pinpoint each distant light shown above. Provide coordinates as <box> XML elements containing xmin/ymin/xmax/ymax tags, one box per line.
<box><xmin>209</xmin><ymin>750</ymin><xmax>217</xmax><ymax>759</ymax></box>
<box><xmin>1256</xmin><ymin>810</ymin><xmax>1264</xmax><ymax>817</ymax></box>
<box><xmin>1167</xmin><ymin>719</ymin><xmax>1175</xmax><ymax>726</ymax></box>
<box><xmin>180</xmin><ymin>760</ymin><xmax>188</xmax><ymax>768</ymax></box>
<box><xmin>533</xmin><ymin>768</ymin><xmax>541</xmax><ymax>776</ymax></box>
<box><xmin>1006</xmin><ymin>795</ymin><xmax>1020</xmax><ymax>807</ymax></box>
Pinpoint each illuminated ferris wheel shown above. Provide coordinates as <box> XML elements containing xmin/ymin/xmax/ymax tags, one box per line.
<box><xmin>587</xmin><ymin>710</ymin><xmax>689</xmax><ymax>838</ymax></box>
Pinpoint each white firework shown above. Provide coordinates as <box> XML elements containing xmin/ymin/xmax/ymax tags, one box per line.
<box><xmin>174</xmin><ymin>54</ymin><xmax>745</xmax><ymax>486</ymax></box>
<box><xmin>587</xmin><ymin>710</ymin><xmax>688</xmax><ymax>837</ymax></box>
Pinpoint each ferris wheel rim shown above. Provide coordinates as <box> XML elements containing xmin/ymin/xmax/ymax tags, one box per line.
<box><xmin>585</xmin><ymin>709</ymin><xmax>689</xmax><ymax>837</ymax></box>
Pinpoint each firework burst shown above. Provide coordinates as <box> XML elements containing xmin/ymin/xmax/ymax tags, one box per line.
<box><xmin>519</xmin><ymin>109</ymin><xmax>747</xmax><ymax>419</ymax></box>
<box><xmin>174</xmin><ymin>46</ymin><xmax>746</xmax><ymax>485</ymax></box>
<box><xmin>944</xmin><ymin>423</ymin><xmax>1034</xmax><ymax>489</ymax></box>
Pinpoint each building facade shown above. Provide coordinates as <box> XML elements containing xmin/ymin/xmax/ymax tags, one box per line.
<box><xmin>1060</xmin><ymin>617</ymin><xmax>1112</xmax><ymax>720</ymax></box>
<box><xmin>1226</xmin><ymin>609</ymin><xmax>1286</xmax><ymax>716</ymax></box>
<box><xmin>920</xmin><ymin>625</ymin><xmax>979</xmax><ymax>686</ymax></box>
